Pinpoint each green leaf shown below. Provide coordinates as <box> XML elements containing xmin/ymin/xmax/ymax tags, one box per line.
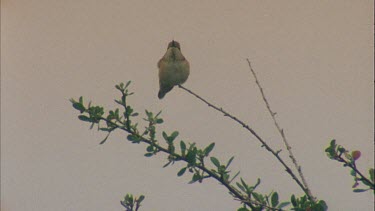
<box><xmin>236</xmin><ymin>182</ymin><xmax>246</xmax><ymax>192</ymax></box>
<box><xmin>210</xmin><ymin>157</ymin><xmax>220</xmax><ymax>168</ymax></box>
<box><xmin>271</xmin><ymin>192</ymin><xmax>279</xmax><ymax>207</ymax></box>
<box><xmin>353</xmin><ymin>188</ymin><xmax>368</xmax><ymax>193</ymax></box>
<box><xmin>203</xmin><ymin>143</ymin><xmax>215</xmax><ymax>156</ymax></box>
<box><xmin>240</xmin><ymin>178</ymin><xmax>249</xmax><ymax>191</ymax></box>
<box><xmin>277</xmin><ymin>202</ymin><xmax>290</xmax><ymax>209</ymax></box>
<box><xmin>170</xmin><ymin>131</ymin><xmax>179</xmax><ymax>141</ymax></box>
<box><xmin>156</xmin><ymin>118</ymin><xmax>164</xmax><ymax>124</ymax></box>
<box><xmin>99</xmin><ymin>133</ymin><xmax>111</xmax><ymax>145</ymax></box>
<box><xmin>350</xmin><ymin>169</ymin><xmax>356</xmax><ymax>176</ymax></box>
<box><xmin>189</xmin><ymin>173</ymin><xmax>201</xmax><ymax>184</ymax></box>
<box><xmin>226</xmin><ymin>156</ymin><xmax>235</xmax><ymax>169</ymax></box>
<box><xmin>369</xmin><ymin>168</ymin><xmax>374</xmax><ymax>182</ymax></box>
<box><xmin>229</xmin><ymin>171</ymin><xmax>240</xmax><ymax>183</ymax></box>
<box><xmin>361</xmin><ymin>179</ymin><xmax>373</xmax><ymax>187</ymax></box>
<box><xmin>186</xmin><ymin>149</ymin><xmax>197</xmax><ymax>164</ymax></box>
<box><xmin>180</xmin><ymin>141</ymin><xmax>186</xmax><ymax>156</ymax></box>
<box><xmin>125</xmin><ymin>81</ymin><xmax>131</xmax><ymax>89</ymax></box>
<box><xmin>329</xmin><ymin>139</ymin><xmax>336</xmax><ymax>147</ymax></box>
<box><xmin>163</xmin><ymin>161</ymin><xmax>172</xmax><ymax>168</ymax></box>
<box><xmin>146</xmin><ymin>145</ymin><xmax>154</xmax><ymax>152</ymax></box>
<box><xmin>144</xmin><ymin>152</ymin><xmax>153</xmax><ymax>157</ymax></box>
<box><xmin>317</xmin><ymin>200</ymin><xmax>328</xmax><ymax>211</ymax></box>
<box><xmin>72</xmin><ymin>102</ymin><xmax>86</xmax><ymax>113</ymax></box>
<box><xmin>237</xmin><ymin>208</ymin><xmax>250</xmax><ymax>211</ymax></box>
<box><xmin>131</xmin><ymin>112</ymin><xmax>139</xmax><ymax>117</ymax></box>
<box><xmin>162</xmin><ymin>131</ymin><xmax>169</xmax><ymax>141</ymax></box>
<box><xmin>177</xmin><ymin>167</ymin><xmax>187</xmax><ymax>176</ymax></box>
<box><xmin>127</xmin><ymin>134</ymin><xmax>138</xmax><ymax>142</ymax></box>
<box><xmin>137</xmin><ymin>195</ymin><xmax>145</xmax><ymax>203</ymax></box>
<box><xmin>252</xmin><ymin>192</ymin><xmax>264</xmax><ymax>202</ymax></box>
<box><xmin>78</xmin><ymin>115</ymin><xmax>92</xmax><ymax>122</ymax></box>
<box><xmin>291</xmin><ymin>195</ymin><xmax>297</xmax><ymax>207</ymax></box>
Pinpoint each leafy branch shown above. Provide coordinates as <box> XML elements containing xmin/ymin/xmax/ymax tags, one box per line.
<box><xmin>325</xmin><ymin>139</ymin><xmax>374</xmax><ymax>193</ymax></box>
<box><xmin>121</xmin><ymin>194</ymin><xmax>145</xmax><ymax>211</ymax></box>
<box><xmin>71</xmin><ymin>82</ymin><xmax>294</xmax><ymax>210</ymax></box>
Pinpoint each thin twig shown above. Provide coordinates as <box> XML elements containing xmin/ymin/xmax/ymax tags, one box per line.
<box><xmin>178</xmin><ymin>85</ymin><xmax>311</xmax><ymax>199</ymax></box>
<box><xmin>246</xmin><ymin>59</ymin><xmax>315</xmax><ymax>201</ymax></box>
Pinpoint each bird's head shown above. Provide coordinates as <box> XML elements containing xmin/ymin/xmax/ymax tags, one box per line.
<box><xmin>168</xmin><ymin>40</ymin><xmax>181</xmax><ymax>50</ymax></box>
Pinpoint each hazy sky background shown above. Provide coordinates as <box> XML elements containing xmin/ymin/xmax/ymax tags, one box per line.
<box><xmin>2</xmin><ymin>1</ymin><xmax>374</xmax><ymax>210</ymax></box>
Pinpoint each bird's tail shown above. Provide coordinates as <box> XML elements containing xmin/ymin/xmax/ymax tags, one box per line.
<box><xmin>158</xmin><ymin>86</ymin><xmax>174</xmax><ymax>99</ymax></box>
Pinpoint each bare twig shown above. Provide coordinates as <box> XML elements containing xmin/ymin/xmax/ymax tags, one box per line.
<box><xmin>178</xmin><ymin>85</ymin><xmax>311</xmax><ymax>199</ymax></box>
<box><xmin>246</xmin><ymin>59</ymin><xmax>315</xmax><ymax>201</ymax></box>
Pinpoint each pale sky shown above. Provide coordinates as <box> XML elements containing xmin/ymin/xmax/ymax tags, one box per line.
<box><xmin>1</xmin><ymin>1</ymin><xmax>374</xmax><ymax>210</ymax></box>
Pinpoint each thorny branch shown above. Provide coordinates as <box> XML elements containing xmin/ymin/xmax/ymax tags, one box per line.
<box><xmin>246</xmin><ymin>59</ymin><xmax>315</xmax><ymax>201</ymax></box>
<box><xmin>178</xmin><ymin>84</ymin><xmax>311</xmax><ymax>200</ymax></box>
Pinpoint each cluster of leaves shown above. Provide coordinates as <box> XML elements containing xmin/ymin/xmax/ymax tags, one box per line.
<box><xmin>120</xmin><ymin>194</ymin><xmax>145</xmax><ymax>211</ymax></box>
<box><xmin>236</xmin><ymin>181</ymin><xmax>290</xmax><ymax>211</ymax></box>
<box><xmin>325</xmin><ymin>139</ymin><xmax>374</xmax><ymax>193</ymax></box>
<box><xmin>289</xmin><ymin>195</ymin><xmax>327</xmax><ymax>211</ymax></box>
<box><xmin>71</xmin><ymin>82</ymin><xmax>326</xmax><ymax>210</ymax></box>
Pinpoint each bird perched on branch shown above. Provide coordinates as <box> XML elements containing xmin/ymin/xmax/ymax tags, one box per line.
<box><xmin>157</xmin><ymin>40</ymin><xmax>190</xmax><ymax>99</ymax></box>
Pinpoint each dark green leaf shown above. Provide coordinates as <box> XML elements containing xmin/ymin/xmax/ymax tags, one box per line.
<box><xmin>180</xmin><ymin>141</ymin><xmax>186</xmax><ymax>156</ymax></box>
<box><xmin>252</xmin><ymin>192</ymin><xmax>264</xmax><ymax>202</ymax></box>
<box><xmin>353</xmin><ymin>188</ymin><xmax>368</xmax><ymax>193</ymax></box>
<box><xmin>99</xmin><ymin>133</ymin><xmax>111</xmax><ymax>144</ymax></box>
<box><xmin>127</xmin><ymin>134</ymin><xmax>138</xmax><ymax>141</ymax></box>
<box><xmin>156</xmin><ymin>118</ymin><xmax>163</xmax><ymax>124</ymax></box>
<box><xmin>203</xmin><ymin>143</ymin><xmax>215</xmax><ymax>156</ymax></box>
<box><xmin>131</xmin><ymin>112</ymin><xmax>139</xmax><ymax>117</ymax></box>
<box><xmin>170</xmin><ymin>131</ymin><xmax>179</xmax><ymax>141</ymax></box>
<box><xmin>350</xmin><ymin>169</ymin><xmax>356</xmax><ymax>176</ymax></box>
<box><xmin>330</xmin><ymin>139</ymin><xmax>336</xmax><ymax>147</ymax></box>
<box><xmin>362</xmin><ymin>179</ymin><xmax>373</xmax><ymax>187</ymax></box>
<box><xmin>72</xmin><ymin>102</ymin><xmax>86</xmax><ymax>113</ymax></box>
<box><xmin>144</xmin><ymin>152</ymin><xmax>153</xmax><ymax>157</ymax></box>
<box><xmin>163</xmin><ymin>161</ymin><xmax>171</xmax><ymax>168</ymax></box>
<box><xmin>137</xmin><ymin>195</ymin><xmax>145</xmax><ymax>203</ymax></box>
<box><xmin>146</xmin><ymin>145</ymin><xmax>154</xmax><ymax>152</ymax></box>
<box><xmin>236</xmin><ymin>182</ymin><xmax>246</xmax><ymax>192</ymax></box>
<box><xmin>186</xmin><ymin>149</ymin><xmax>197</xmax><ymax>164</ymax></box>
<box><xmin>237</xmin><ymin>208</ymin><xmax>250</xmax><ymax>211</ymax></box>
<box><xmin>177</xmin><ymin>167</ymin><xmax>187</xmax><ymax>177</ymax></box>
<box><xmin>210</xmin><ymin>157</ymin><xmax>220</xmax><ymax>168</ymax></box>
<box><xmin>291</xmin><ymin>195</ymin><xmax>297</xmax><ymax>207</ymax></box>
<box><xmin>317</xmin><ymin>200</ymin><xmax>328</xmax><ymax>211</ymax></box>
<box><xmin>271</xmin><ymin>192</ymin><xmax>279</xmax><ymax>207</ymax></box>
<box><xmin>338</xmin><ymin>146</ymin><xmax>346</xmax><ymax>153</ymax></box>
<box><xmin>78</xmin><ymin>115</ymin><xmax>91</xmax><ymax>122</ymax></box>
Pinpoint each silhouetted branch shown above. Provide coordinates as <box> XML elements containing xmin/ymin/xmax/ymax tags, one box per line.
<box><xmin>246</xmin><ymin>59</ymin><xmax>315</xmax><ymax>201</ymax></box>
<box><xmin>178</xmin><ymin>84</ymin><xmax>311</xmax><ymax>199</ymax></box>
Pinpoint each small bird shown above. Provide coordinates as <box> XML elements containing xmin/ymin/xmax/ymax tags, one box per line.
<box><xmin>157</xmin><ymin>40</ymin><xmax>190</xmax><ymax>99</ymax></box>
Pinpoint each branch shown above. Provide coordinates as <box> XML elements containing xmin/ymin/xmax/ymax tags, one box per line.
<box><xmin>246</xmin><ymin>59</ymin><xmax>315</xmax><ymax>201</ymax></box>
<box><xmin>100</xmin><ymin>117</ymin><xmax>284</xmax><ymax>210</ymax></box>
<box><xmin>178</xmin><ymin>85</ymin><xmax>310</xmax><ymax>199</ymax></box>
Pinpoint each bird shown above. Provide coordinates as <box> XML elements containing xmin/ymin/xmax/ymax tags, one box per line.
<box><xmin>157</xmin><ymin>40</ymin><xmax>190</xmax><ymax>99</ymax></box>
